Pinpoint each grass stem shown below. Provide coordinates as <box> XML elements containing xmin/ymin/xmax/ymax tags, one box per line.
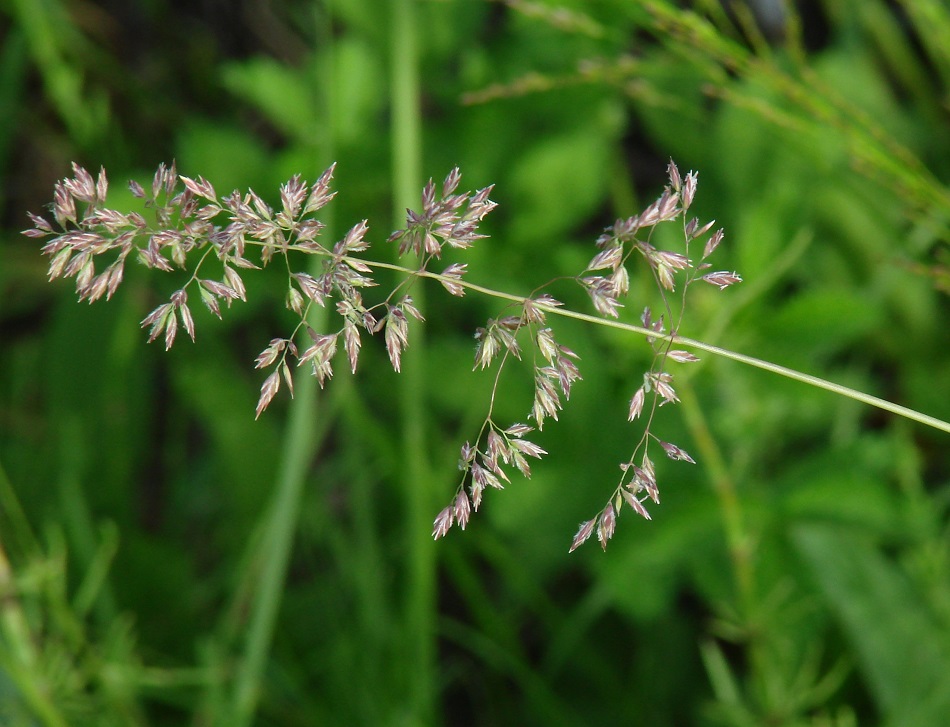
<box><xmin>361</xmin><ymin>260</ymin><xmax>950</xmax><ymax>434</ymax></box>
<box><xmin>390</xmin><ymin>0</ymin><xmax>436</xmax><ymax>722</ymax></box>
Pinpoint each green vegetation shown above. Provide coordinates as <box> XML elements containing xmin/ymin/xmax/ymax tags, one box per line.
<box><xmin>2</xmin><ymin>1</ymin><xmax>949</xmax><ymax>725</ymax></box>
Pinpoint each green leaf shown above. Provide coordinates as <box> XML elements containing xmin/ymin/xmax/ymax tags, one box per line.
<box><xmin>221</xmin><ymin>57</ymin><xmax>322</xmax><ymax>144</ymax></box>
<box><xmin>506</xmin><ymin>124</ymin><xmax>614</xmax><ymax>244</ymax></box>
<box><xmin>793</xmin><ymin>524</ymin><xmax>950</xmax><ymax>726</ymax></box>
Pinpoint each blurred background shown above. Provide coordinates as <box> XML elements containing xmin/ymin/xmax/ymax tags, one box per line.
<box><xmin>2</xmin><ymin>1</ymin><xmax>949</xmax><ymax>725</ymax></box>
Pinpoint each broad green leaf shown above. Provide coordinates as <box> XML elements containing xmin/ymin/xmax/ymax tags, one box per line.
<box><xmin>506</xmin><ymin>123</ymin><xmax>615</xmax><ymax>244</ymax></box>
<box><xmin>794</xmin><ymin>524</ymin><xmax>950</xmax><ymax>727</ymax></box>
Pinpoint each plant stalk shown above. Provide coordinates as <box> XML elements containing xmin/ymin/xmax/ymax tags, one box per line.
<box><xmin>361</xmin><ymin>260</ymin><xmax>950</xmax><ymax>434</ymax></box>
<box><xmin>390</xmin><ymin>0</ymin><xmax>436</xmax><ymax>722</ymax></box>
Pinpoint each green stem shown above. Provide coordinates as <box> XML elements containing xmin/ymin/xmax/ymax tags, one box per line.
<box><xmin>225</xmin><ymin>5</ymin><xmax>336</xmax><ymax>723</ymax></box>
<box><xmin>390</xmin><ymin>0</ymin><xmax>436</xmax><ymax>723</ymax></box>
<box><xmin>228</xmin><ymin>366</ymin><xmax>322</xmax><ymax>727</ymax></box>
<box><xmin>9</xmin><ymin>0</ymin><xmax>101</xmax><ymax>146</ymax></box>
<box><xmin>678</xmin><ymin>383</ymin><xmax>755</xmax><ymax>611</ymax></box>
<box><xmin>362</xmin><ymin>260</ymin><xmax>950</xmax><ymax>434</ymax></box>
<box><xmin>670</xmin><ymin>334</ymin><xmax>950</xmax><ymax>434</ymax></box>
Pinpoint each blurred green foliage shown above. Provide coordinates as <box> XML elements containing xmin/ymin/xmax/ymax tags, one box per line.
<box><xmin>1</xmin><ymin>1</ymin><xmax>949</xmax><ymax>725</ymax></box>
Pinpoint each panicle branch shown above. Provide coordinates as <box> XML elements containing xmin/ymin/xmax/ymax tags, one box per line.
<box><xmin>566</xmin><ymin>159</ymin><xmax>738</xmax><ymax>552</ymax></box>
